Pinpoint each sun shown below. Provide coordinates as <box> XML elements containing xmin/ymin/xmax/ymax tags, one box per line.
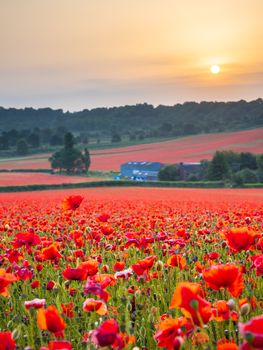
<box><xmin>210</xmin><ymin>64</ymin><xmax>220</xmax><ymax>74</ymax></box>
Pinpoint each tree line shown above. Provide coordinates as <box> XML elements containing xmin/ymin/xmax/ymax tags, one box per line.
<box><xmin>159</xmin><ymin>151</ymin><xmax>263</xmax><ymax>185</ymax></box>
<box><xmin>0</xmin><ymin>99</ymin><xmax>262</xmax><ymax>142</ymax></box>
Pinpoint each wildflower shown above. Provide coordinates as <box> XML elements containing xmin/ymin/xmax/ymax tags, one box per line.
<box><xmin>224</xmin><ymin>227</ymin><xmax>259</xmax><ymax>252</ymax></box>
<box><xmin>90</xmin><ymin>319</ymin><xmax>119</xmax><ymax>347</ymax></box>
<box><xmin>216</xmin><ymin>339</ymin><xmax>238</xmax><ymax>350</ymax></box>
<box><xmin>25</xmin><ymin>298</ymin><xmax>46</xmax><ymax>310</ymax></box>
<box><xmin>170</xmin><ymin>282</ymin><xmax>212</xmax><ymax>326</ymax></box>
<box><xmin>131</xmin><ymin>256</ymin><xmax>156</xmax><ymax>276</ymax></box>
<box><xmin>31</xmin><ymin>280</ymin><xmax>40</xmax><ymax>289</ymax></box>
<box><xmin>191</xmin><ymin>332</ymin><xmax>209</xmax><ymax>345</ymax></box>
<box><xmin>62</xmin><ymin>266</ymin><xmax>87</xmax><ymax>281</ymax></box>
<box><xmin>211</xmin><ymin>300</ymin><xmax>238</xmax><ymax>321</ymax></box>
<box><xmin>202</xmin><ymin>263</ymin><xmax>244</xmax><ymax>297</ymax></box>
<box><xmin>154</xmin><ymin>317</ymin><xmax>190</xmax><ymax>350</ymax></box>
<box><xmin>62</xmin><ymin>195</ymin><xmax>83</xmax><ymax>210</ymax></box>
<box><xmin>0</xmin><ymin>332</ymin><xmax>16</xmax><ymax>350</ymax></box>
<box><xmin>46</xmin><ymin>280</ymin><xmax>56</xmax><ymax>290</ymax></box>
<box><xmin>77</xmin><ymin>259</ymin><xmax>98</xmax><ymax>276</ymax></box>
<box><xmin>61</xmin><ymin>302</ymin><xmax>75</xmax><ymax>318</ymax></box>
<box><xmin>11</xmin><ymin>231</ymin><xmax>41</xmax><ymax>249</ymax></box>
<box><xmin>113</xmin><ymin>261</ymin><xmax>125</xmax><ymax>272</ymax></box>
<box><xmin>239</xmin><ymin>315</ymin><xmax>263</xmax><ymax>349</ymax></box>
<box><xmin>46</xmin><ymin>341</ymin><xmax>72</xmax><ymax>349</ymax></box>
<box><xmin>251</xmin><ymin>255</ymin><xmax>263</xmax><ymax>276</ymax></box>
<box><xmin>167</xmin><ymin>255</ymin><xmax>186</xmax><ymax>270</ymax></box>
<box><xmin>42</xmin><ymin>243</ymin><xmax>62</xmax><ymax>261</ymax></box>
<box><xmin>114</xmin><ymin>268</ymin><xmax>133</xmax><ymax>280</ymax></box>
<box><xmin>83</xmin><ymin>298</ymin><xmax>108</xmax><ymax>315</ymax></box>
<box><xmin>37</xmin><ymin>305</ymin><xmax>65</xmax><ymax>338</ymax></box>
<box><xmin>0</xmin><ymin>269</ymin><xmax>17</xmax><ymax>297</ymax></box>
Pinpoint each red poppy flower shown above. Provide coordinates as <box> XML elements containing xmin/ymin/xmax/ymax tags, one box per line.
<box><xmin>251</xmin><ymin>255</ymin><xmax>263</xmax><ymax>276</ymax></box>
<box><xmin>46</xmin><ymin>280</ymin><xmax>56</xmax><ymax>290</ymax></box>
<box><xmin>167</xmin><ymin>255</ymin><xmax>187</xmax><ymax>270</ymax></box>
<box><xmin>37</xmin><ymin>305</ymin><xmax>66</xmax><ymax>338</ymax></box>
<box><xmin>83</xmin><ymin>298</ymin><xmax>108</xmax><ymax>315</ymax></box>
<box><xmin>42</xmin><ymin>243</ymin><xmax>62</xmax><ymax>261</ymax></box>
<box><xmin>154</xmin><ymin>317</ymin><xmax>191</xmax><ymax>350</ymax></box>
<box><xmin>216</xmin><ymin>339</ymin><xmax>238</xmax><ymax>350</ymax></box>
<box><xmin>84</xmin><ymin>281</ymin><xmax>110</xmax><ymax>302</ymax></box>
<box><xmin>239</xmin><ymin>316</ymin><xmax>263</xmax><ymax>349</ymax></box>
<box><xmin>170</xmin><ymin>282</ymin><xmax>212</xmax><ymax>326</ymax></box>
<box><xmin>97</xmin><ymin>213</ymin><xmax>110</xmax><ymax>222</ymax></box>
<box><xmin>224</xmin><ymin>227</ymin><xmax>259</xmax><ymax>252</ymax></box>
<box><xmin>204</xmin><ymin>252</ymin><xmax>220</xmax><ymax>261</ymax></box>
<box><xmin>31</xmin><ymin>280</ymin><xmax>40</xmax><ymax>289</ymax></box>
<box><xmin>62</xmin><ymin>195</ymin><xmax>84</xmax><ymax>210</ymax></box>
<box><xmin>91</xmin><ymin>319</ymin><xmax>119</xmax><ymax>347</ymax></box>
<box><xmin>211</xmin><ymin>300</ymin><xmax>238</xmax><ymax>322</ymax></box>
<box><xmin>77</xmin><ymin>260</ymin><xmax>98</xmax><ymax>276</ymax></box>
<box><xmin>91</xmin><ymin>274</ymin><xmax>116</xmax><ymax>288</ymax></box>
<box><xmin>0</xmin><ymin>332</ymin><xmax>16</xmax><ymax>350</ymax></box>
<box><xmin>113</xmin><ymin>261</ymin><xmax>125</xmax><ymax>272</ymax></box>
<box><xmin>62</xmin><ymin>267</ymin><xmax>87</xmax><ymax>281</ymax></box>
<box><xmin>202</xmin><ymin>263</ymin><xmax>244</xmax><ymax>297</ymax></box>
<box><xmin>12</xmin><ymin>231</ymin><xmax>41</xmax><ymax>248</ymax></box>
<box><xmin>47</xmin><ymin>341</ymin><xmax>72</xmax><ymax>350</ymax></box>
<box><xmin>131</xmin><ymin>255</ymin><xmax>156</xmax><ymax>276</ymax></box>
<box><xmin>61</xmin><ymin>302</ymin><xmax>75</xmax><ymax>318</ymax></box>
<box><xmin>0</xmin><ymin>269</ymin><xmax>17</xmax><ymax>297</ymax></box>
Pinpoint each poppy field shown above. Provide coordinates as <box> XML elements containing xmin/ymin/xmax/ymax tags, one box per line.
<box><xmin>0</xmin><ymin>187</ymin><xmax>262</xmax><ymax>350</ymax></box>
<box><xmin>0</xmin><ymin>173</ymin><xmax>102</xmax><ymax>186</ymax></box>
<box><xmin>0</xmin><ymin>128</ymin><xmax>262</xmax><ymax>171</ymax></box>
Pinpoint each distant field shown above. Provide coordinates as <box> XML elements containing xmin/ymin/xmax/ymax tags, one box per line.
<box><xmin>1</xmin><ymin>186</ymin><xmax>263</xmax><ymax>205</ymax></box>
<box><xmin>0</xmin><ymin>172</ymin><xmax>101</xmax><ymax>186</ymax></box>
<box><xmin>0</xmin><ymin>128</ymin><xmax>262</xmax><ymax>171</ymax></box>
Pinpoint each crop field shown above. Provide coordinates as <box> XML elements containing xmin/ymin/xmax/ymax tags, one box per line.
<box><xmin>0</xmin><ymin>128</ymin><xmax>262</xmax><ymax>171</ymax></box>
<box><xmin>0</xmin><ymin>187</ymin><xmax>262</xmax><ymax>349</ymax></box>
<box><xmin>0</xmin><ymin>173</ymin><xmax>102</xmax><ymax>186</ymax></box>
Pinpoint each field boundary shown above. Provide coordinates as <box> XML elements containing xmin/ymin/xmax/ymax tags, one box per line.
<box><xmin>0</xmin><ymin>180</ymin><xmax>257</xmax><ymax>193</ymax></box>
<box><xmin>0</xmin><ymin>168</ymin><xmax>52</xmax><ymax>173</ymax></box>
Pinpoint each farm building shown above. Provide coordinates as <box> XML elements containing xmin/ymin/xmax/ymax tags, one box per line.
<box><xmin>176</xmin><ymin>162</ymin><xmax>201</xmax><ymax>180</ymax></box>
<box><xmin>120</xmin><ymin>161</ymin><xmax>164</xmax><ymax>181</ymax></box>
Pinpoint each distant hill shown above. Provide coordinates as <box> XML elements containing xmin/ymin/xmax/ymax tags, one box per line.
<box><xmin>0</xmin><ymin>99</ymin><xmax>262</xmax><ymax>139</ymax></box>
<box><xmin>0</xmin><ymin>128</ymin><xmax>262</xmax><ymax>171</ymax></box>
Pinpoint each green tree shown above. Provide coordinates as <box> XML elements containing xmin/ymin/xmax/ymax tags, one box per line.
<box><xmin>64</xmin><ymin>132</ymin><xmax>74</xmax><ymax>150</ymax></box>
<box><xmin>235</xmin><ymin>168</ymin><xmax>259</xmax><ymax>183</ymax></box>
<box><xmin>16</xmin><ymin>139</ymin><xmax>29</xmax><ymax>156</ymax></box>
<box><xmin>256</xmin><ymin>154</ymin><xmax>263</xmax><ymax>182</ymax></box>
<box><xmin>49</xmin><ymin>132</ymin><xmax>89</xmax><ymax>174</ymax></box>
<box><xmin>28</xmin><ymin>132</ymin><xmax>40</xmax><ymax>148</ymax></box>
<box><xmin>158</xmin><ymin>164</ymin><xmax>180</xmax><ymax>181</ymax></box>
<box><xmin>240</xmin><ymin>152</ymin><xmax>257</xmax><ymax>170</ymax></box>
<box><xmin>83</xmin><ymin>148</ymin><xmax>91</xmax><ymax>172</ymax></box>
<box><xmin>111</xmin><ymin>131</ymin><xmax>121</xmax><ymax>143</ymax></box>
<box><xmin>208</xmin><ymin>151</ymin><xmax>230</xmax><ymax>180</ymax></box>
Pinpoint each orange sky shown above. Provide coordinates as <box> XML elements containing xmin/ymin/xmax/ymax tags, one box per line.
<box><xmin>0</xmin><ymin>0</ymin><xmax>262</xmax><ymax>110</ymax></box>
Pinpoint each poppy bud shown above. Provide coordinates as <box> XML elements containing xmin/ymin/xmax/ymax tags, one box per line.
<box><xmin>155</xmin><ymin>260</ymin><xmax>164</xmax><ymax>271</ymax></box>
<box><xmin>240</xmin><ymin>303</ymin><xmax>250</xmax><ymax>316</ymax></box>
<box><xmin>227</xmin><ymin>299</ymin><xmax>236</xmax><ymax>310</ymax></box>
<box><xmin>12</xmin><ymin>328</ymin><xmax>20</xmax><ymax>340</ymax></box>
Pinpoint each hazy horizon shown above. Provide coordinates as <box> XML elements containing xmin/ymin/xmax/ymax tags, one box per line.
<box><xmin>1</xmin><ymin>0</ymin><xmax>263</xmax><ymax>111</ymax></box>
<box><xmin>1</xmin><ymin>97</ymin><xmax>263</xmax><ymax>114</ymax></box>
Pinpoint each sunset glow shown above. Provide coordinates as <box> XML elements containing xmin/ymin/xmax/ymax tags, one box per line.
<box><xmin>0</xmin><ymin>0</ymin><xmax>262</xmax><ymax>110</ymax></box>
<box><xmin>210</xmin><ymin>65</ymin><xmax>220</xmax><ymax>74</ymax></box>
